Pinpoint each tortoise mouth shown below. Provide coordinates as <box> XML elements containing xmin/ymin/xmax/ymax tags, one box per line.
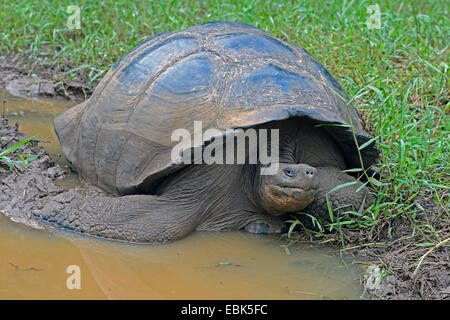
<box><xmin>271</xmin><ymin>184</ymin><xmax>319</xmax><ymax>197</ymax></box>
<box><xmin>263</xmin><ymin>184</ymin><xmax>318</xmax><ymax>216</ymax></box>
<box><xmin>278</xmin><ymin>185</ymin><xmax>319</xmax><ymax>191</ymax></box>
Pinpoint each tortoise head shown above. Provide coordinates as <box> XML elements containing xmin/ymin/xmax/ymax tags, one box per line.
<box><xmin>254</xmin><ymin>163</ymin><xmax>319</xmax><ymax>216</ymax></box>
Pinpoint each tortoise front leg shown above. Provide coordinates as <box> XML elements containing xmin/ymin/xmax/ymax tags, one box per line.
<box><xmin>33</xmin><ymin>191</ymin><xmax>199</xmax><ymax>243</ymax></box>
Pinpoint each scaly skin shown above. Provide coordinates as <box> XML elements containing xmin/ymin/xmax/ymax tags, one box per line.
<box><xmin>38</xmin><ymin>193</ymin><xmax>197</xmax><ymax>243</ymax></box>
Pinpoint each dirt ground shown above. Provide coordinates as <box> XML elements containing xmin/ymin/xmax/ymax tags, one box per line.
<box><xmin>0</xmin><ymin>116</ymin><xmax>107</xmax><ymax>228</ymax></box>
<box><xmin>0</xmin><ymin>116</ymin><xmax>63</xmax><ymax>230</ymax></box>
<box><xmin>0</xmin><ymin>63</ymin><xmax>448</xmax><ymax>300</ymax></box>
<box><xmin>340</xmin><ymin>208</ymin><xmax>449</xmax><ymax>299</ymax></box>
<box><xmin>0</xmin><ymin>55</ymin><xmax>92</xmax><ymax>101</ymax></box>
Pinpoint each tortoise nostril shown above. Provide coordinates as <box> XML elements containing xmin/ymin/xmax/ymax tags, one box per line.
<box><xmin>304</xmin><ymin>167</ymin><xmax>316</xmax><ymax>178</ymax></box>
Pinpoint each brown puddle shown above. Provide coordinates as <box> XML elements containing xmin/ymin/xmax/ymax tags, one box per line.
<box><xmin>0</xmin><ymin>90</ymin><xmax>364</xmax><ymax>300</ymax></box>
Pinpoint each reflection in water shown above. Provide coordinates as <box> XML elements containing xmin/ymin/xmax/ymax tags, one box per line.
<box><xmin>0</xmin><ymin>91</ymin><xmax>363</xmax><ymax>299</ymax></box>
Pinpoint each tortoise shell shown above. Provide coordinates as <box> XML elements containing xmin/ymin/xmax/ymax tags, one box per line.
<box><xmin>55</xmin><ymin>21</ymin><xmax>378</xmax><ymax>195</ymax></box>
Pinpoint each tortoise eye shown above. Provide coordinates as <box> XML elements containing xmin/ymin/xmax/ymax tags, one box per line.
<box><xmin>283</xmin><ymin>168</ymin><xmax>294</xmax><ymax>178</ymax></box>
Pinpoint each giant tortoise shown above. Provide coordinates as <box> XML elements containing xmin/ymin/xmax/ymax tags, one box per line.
<box><xmin>35</xmin><ymin>21</ymin><xmax>378</xmax><ymax>243</ymax></box>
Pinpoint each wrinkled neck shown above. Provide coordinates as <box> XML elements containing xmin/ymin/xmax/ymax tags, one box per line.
<box><xmin>241</xmin><ymin>164</ymin><xmax>266</xmax><ymax>213</ymax></box>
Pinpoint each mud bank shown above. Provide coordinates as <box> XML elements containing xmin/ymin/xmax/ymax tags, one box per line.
<box><xmin>351</xmin><ymin>211</ymin><xmax>449</xmax><ymax>300</ymax></box>
<box><xmin>0</xmin><ymin>117</ymin><xmax>63</xmax><ymax>228</ymax></box>
<box><xmin>0</xmin><ymin>117</ymin><xmax>106</xmax><ymax>229</ymax></box>
<box><xmin>0</xmin><ymin>55</ymin><xmax>92</xmax><ymax>101</ymax></box>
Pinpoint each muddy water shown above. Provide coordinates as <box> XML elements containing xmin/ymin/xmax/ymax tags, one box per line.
<box><xmin>0</xmin><ymin>90</ymin><xmax>364</xmax><ymax>299</ymax></box>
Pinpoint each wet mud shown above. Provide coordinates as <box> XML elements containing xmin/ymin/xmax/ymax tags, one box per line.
<box><xmin>0</xmin><ymin>115</ymin><xmax>106</xmax><ymax>229</ymax></box>
<box><xmin>0</xmin><ymin>55</ymin><xmax>92</xmax><ymax>101</ymax></box>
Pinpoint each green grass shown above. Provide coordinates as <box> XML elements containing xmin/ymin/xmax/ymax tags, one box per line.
<box><xmin>0</xmin><ymin>0</ymin><xmax>448</xmax><ymax>246</ymax></box>
<box><xmin>0</xmin><ymin>135</ymin><xmax>42</xmax><ymax>171</ymax></box>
